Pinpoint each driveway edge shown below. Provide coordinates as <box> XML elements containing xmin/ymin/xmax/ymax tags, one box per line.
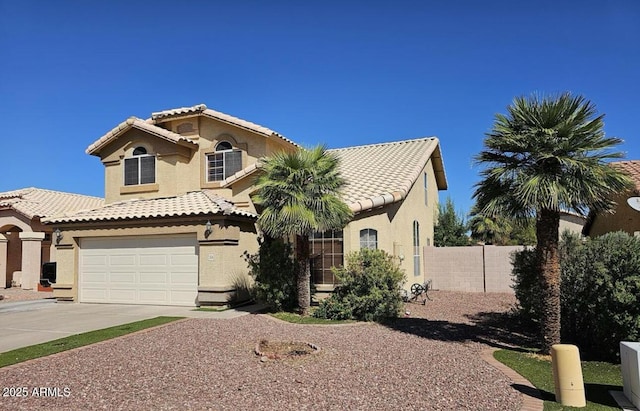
<box><xmin>0</xmin><ymin>317</ymin><xmax>191</xmax><ymax>371</ymax></box>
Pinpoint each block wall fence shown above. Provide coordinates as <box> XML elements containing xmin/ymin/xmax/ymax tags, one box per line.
<box><xmin>423</xmin><ymin>245</ymin><xmax>526</xmax><ymax>293</ymax></box>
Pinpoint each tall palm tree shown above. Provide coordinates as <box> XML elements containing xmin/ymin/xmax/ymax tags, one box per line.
<box><xmin>467</xmin><ymin>205</ymin><xmax>512</xmax><ymax>245</ymax></box>
<box><xmin>473</xmin><ymin>92</ymin><xmax>632</xmax><ymax>353</ymax></box>
<box><xmin>253</xmin><ymin>146</ymin><xmax>353</xmax><ymax>316</ymax></box>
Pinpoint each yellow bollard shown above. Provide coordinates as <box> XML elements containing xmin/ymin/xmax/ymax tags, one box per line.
<box><xmin>551</xmin><ymin>344</ymin><xmax>586</xmax><ymax>407</ymax></box>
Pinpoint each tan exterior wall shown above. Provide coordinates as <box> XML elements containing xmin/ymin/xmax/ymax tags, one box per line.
<box><xmin>343</xmin><ymin>160</ymin><xmax>439</xmax><ymax>291</ymax></box>
<box><xmin>100</xmin><ymin>117</ymin><xmax>295</xmax><ymax>205</ymax></box>
<box><xmin>52</xmin><ymin>217</ymin><xmax>258</xmax><ymax>304</ymax></box>
<box><xmin>588</xmin><ymin>193</ymin><xmax>640</xmax><ymax>237</ymax></box>
<box><xmin>425</xmin><ymin>245</ymin><xmax>523</xmax><ymax>293</ymax></box>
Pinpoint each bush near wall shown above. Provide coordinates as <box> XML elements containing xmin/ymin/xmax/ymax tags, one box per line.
<box><xmin>512</xmin><ymin>231</ymin><xmax>640</xmax><ymax>361</ymax></box>
<box><xmin>314</xmin><ymin>248</ymin><xmax>406</xmax><ymax>322</ymax></box>
<box><xmin>245</xmin><ymin>238</ymin><xmax>297</xmax><ymax>312</ymax></box>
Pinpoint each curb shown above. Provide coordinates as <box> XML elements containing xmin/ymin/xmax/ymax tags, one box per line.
<box><xmin>0</xmin><ymin>298</ymin><xmax>57</xmax><ymax>313</ymax></box>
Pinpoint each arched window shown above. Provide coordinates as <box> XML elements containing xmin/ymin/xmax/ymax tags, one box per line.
<box><xmin>413</xmin><ymin>221</ymin><xmax>420</xmax><ymax>277</ymax></box>
<box><xmin>359</xmin><ymin>228</ymin><xmax>378</xmax><ymax>249</ymax></box>
<box><xmin>207</xmin><ymin>141</ymin><xmax>242</xmax><ymax>181</ymax></box>
<box><xmin>124</xmin><ymin>146</ymin><xmax>155</xmax><ymax>186</ymax></box>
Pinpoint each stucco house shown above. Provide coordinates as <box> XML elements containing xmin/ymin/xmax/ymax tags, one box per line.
<box><xmin>44</xmin><ymin>104</ymin><xmax>447</xmax><ymax>306</ymax></box>
<box><xmin>583</xmin><ymin>160</ymin><xmax>640</xmax><ymax>237</ymax></box>
<box><xmin>0</xmin><ymin>188</ymin><xmax>103</xmax><ymax>289</ymax></box>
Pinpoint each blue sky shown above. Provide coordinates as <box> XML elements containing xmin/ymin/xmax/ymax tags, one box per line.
<box><xmin>2</xmin><ymin>1</ymin><xmax>639</xmax><ymax>216</ymax></box>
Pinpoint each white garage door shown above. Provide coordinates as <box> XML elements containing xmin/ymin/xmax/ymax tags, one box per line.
<box><xmin>79</xmin><ymin>236</ymin><xmax>198</xmax><ymax>306</ymax></box>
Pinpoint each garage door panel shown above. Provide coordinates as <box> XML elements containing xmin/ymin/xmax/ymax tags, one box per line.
<box><xmin>80</xmin><ymin>236</ymin><xmax>198</xmax><ymax>306</ymax></box>
<box><xmin>140</xmin><ymin>273</ymin><xmax>167</xmax><ymax>284</ymax></box>
<box><xmin>140</xmin><ymin>254</ymin><xmax>167</xmax><ymax>266</ymax></box>
<box><xmin>109</xmin><ymin>255</ymin><xmax>137</xmax><ymax>265</ymax></box>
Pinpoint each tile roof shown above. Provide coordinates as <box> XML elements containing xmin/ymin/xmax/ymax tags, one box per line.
<box><xmin>44</xmin><ymin>190</ymin><xmax>257</xmax><ymax>224</ymax></box>
<box><xmin>328</xmin><ymin>137</ymin><xmax>447</xmax><ymax>213</ymax></box>
<box><xmin>612</xmin><ymin>160</ymin><xmax>640</xmax><ymax>193</ymax></box>
<box><xmin>151</xmin><ymin>103</ymin><xmax>299</xmax><ymax>147</ymax></box>
<box><xmin>0</xmin><ymin>188</ymin><xmax>104</xmax><ymax>220</ymax></box>
<box><xmin>86</xmin><ymin>117</ymin><xmax>198</xmax><ymax>155</ymax></box>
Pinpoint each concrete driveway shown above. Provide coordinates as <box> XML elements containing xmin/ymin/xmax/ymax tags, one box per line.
<box><xmin>0</xmin><ymin>300</ymin><xmax>262</xmax><ymax>353</ymax></box>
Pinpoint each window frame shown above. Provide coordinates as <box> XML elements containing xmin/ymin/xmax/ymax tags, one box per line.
<box><xmin>124</xmin><ymin>147</ymin><xmax>156</xmax><ymax>186</ymax></box>
<box><xmin>309</xmin><ymin>230</ymin><xmax>344</xmax><ymax>285</ymax></box>
<box><xmin>413</xmin><ymin>220</ymin><xmax>421</xmax><ymax>277</ymax></box>
<box><xmin>359</xmin><ymin>228</ymin><xmax>378</xmax><ymax>250</ymax></box>
<box><xmin>206</xmin><ymin>141</ymin><xmax>243</xmax><ymax>182</ymax></box>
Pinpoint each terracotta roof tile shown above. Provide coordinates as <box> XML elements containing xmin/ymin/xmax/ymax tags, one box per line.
<box><xmin>328</xmin><ymin>137</ymin><xmax>447</xmax><ymax>213</ymax></box>
<box><xmin>151</xmin><ymin>103</ymin><xmax>299</xmax><ymax>147</ymax></box>
<box><xmin>86</xmin><ymin>117</ymin><xmax>197</xmax><ymax>155</ymax></box>
<box><xmin>44</xmin><ymin>191</ymin><xmax>256</xmax><ymax>224</ymax></box>
<box><xmin>0</xmin><ymin>188</ymin><xmax>104</xmax><ymax>220</ymax></box>
<box><xmin>612</xmin><ymin>160</ymin><xmax>640</xmax><ymax>192</ymax></box>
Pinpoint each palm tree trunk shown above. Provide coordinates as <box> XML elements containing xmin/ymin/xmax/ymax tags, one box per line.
<box><xmin>536</xmin><ymin>209</ymin><xmax>561</xmax><ymax>354</ymax></box>
<box><xmin>295</xmin><ymin>234</ymin><xmax>311</xmax><ymax>316</ymax></box>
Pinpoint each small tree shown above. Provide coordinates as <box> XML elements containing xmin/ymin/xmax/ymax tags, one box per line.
<box><xmin>253</xmin><ymin>146</ymin><xmax>353</xmax><ymax>316</ymax></box>
<box><xmin>434</xmin><ymin>197</ymin><xmax>469</xmax><ymax>246</ymax></box>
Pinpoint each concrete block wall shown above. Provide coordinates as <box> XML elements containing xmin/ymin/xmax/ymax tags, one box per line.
<box><xmin>424</xmin><ymin>245</ymin><xmax>525</xmax><ymax>293</ymax></box>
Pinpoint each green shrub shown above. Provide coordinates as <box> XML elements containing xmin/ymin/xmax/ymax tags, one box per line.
<box><xmin>512</xmin><ymin>231</ymin><xmax>640</xmax><ymax>361</ymax></box>
<box><xmin>510</xmin><ymin>247</ymin><xmax>539</xmax><ymax>322</ymax></box>
<box><xmin>245</xmin><ymin>238</ymin><xmax>297</xmax><ymax>312</ymax></box>
<box><xmin>561</xmin><ymin>232</ymin><xmax>640</xmax><ymax>361</ymax></box>
<box><xmin>313</xmin><ymin>248</ymin><xmax>405</xmax><ymax>322</ymax></box>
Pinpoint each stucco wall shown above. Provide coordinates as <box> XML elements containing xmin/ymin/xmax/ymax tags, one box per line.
<box><xmin>588</xmin><ymin>193</ymin><xmax>640</xmax><ymax>237</ymax></box>
<box><xmin>343</xmin><ymin>159</ymin><xmax>440</xmax><ymax>290</ymax></box>
<box><xmin>425</xmin><ymin>245</ymin><xmax>523</xmax><ymax>293</ymax></box>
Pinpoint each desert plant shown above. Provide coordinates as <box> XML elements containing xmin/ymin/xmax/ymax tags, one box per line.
<box><xmin>245</xmin><ymin>237</ymin><xmax>297</xmax><ymax>312</ymax></box>
<box><xmin>474</xmin><ymin>92</ymin><xmax>632</xmax><ymax>353</ymax></box>
<box><xmin>314</xmin><ymin>248</ymin><xmax>405</xmax><ymax>322</ymax></box>
<box><xmin>253</xmin><ymin>146</ymin><xmax>353</xmax><ymax>315</ymax></box>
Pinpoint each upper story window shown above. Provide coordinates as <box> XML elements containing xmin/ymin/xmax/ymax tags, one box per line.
<box><xmin>124</xmin><ymin>147</ymin><xmax>155</xmax><ymax>186</ymax></box>
<box><xmin>207</xmin><ymin>141</ymin><xmax>242</xmax><ymax>182</ymax></box>
<box><xmin>359</xmin><ymin>228</ymin><xmax>378</xmax><ymax>249</ymax></box>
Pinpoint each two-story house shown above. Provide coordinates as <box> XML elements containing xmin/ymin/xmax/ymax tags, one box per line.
<box><xmin>45</xmin><ymin>104</ymin><xmax>447</xmax><ymax>306</ymax></box>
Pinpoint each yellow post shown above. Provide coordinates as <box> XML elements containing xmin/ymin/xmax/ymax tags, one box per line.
<box><xmin>551</xmin><ymin>344</ymin><xmax>586</xmax><ymax>407</ymax></box>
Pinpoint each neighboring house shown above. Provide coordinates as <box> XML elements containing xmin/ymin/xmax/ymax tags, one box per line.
<box><xmin>559</xmin><ymin>211</ymin><xmax>587</xmax><ymax>237</ymax></box>
<box><xmin>0</xmin><ymin>188</ymin><xmax>103</xmax><ymax>289</ymax></box>
<box><xmin>583</xmin><ymin>160</ymin><xmax>640</xmax><ymax>237</ymax></box>
<box><xmin>44</xmin><ymin>104</ymin><xmax>447</xmax><ymax>306</ymax></box>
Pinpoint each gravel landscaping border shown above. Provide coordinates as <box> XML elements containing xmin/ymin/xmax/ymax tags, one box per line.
<box><xmin>0</xmin><ymin>291</ymin><xmax>539</xmax><ymax>410</ymax></box>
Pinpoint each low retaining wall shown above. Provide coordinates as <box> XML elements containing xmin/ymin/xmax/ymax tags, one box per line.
<box><xmin>424</xmin><ymin>245</ymin><xmax>525</xmax><ymax>293</ymax></box>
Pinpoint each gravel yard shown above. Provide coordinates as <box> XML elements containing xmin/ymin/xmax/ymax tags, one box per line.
<box><xmin>0</xmin><ymin>291</ymin><xmax>534</xmax><ymax>410</ymax></box>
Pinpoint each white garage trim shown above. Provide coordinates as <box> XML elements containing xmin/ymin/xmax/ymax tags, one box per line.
<box><xmin>79</xmin><ymin>235</ymin><xmax>198</xmax><ymax>306</ymax></box>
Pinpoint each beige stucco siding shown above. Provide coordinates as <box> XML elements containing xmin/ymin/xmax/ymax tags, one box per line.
<box><xmin>342</xmin><ymin>159</ymin><xmax>439</xmax><ymax>290</ymax></box>
<box><xmin>588</xmin><ymin>193</ymin><xmax>640</xmax><ymax>237</ymax></box>
<box><xmin>52</xmin><ymin>218</ymin><xmax>258</xmax><ymax>304</ymax></box>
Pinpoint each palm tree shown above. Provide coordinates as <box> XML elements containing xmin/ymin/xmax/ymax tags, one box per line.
<box><xmin>473</xmin><ymin>92</ymin><xmax>632</xmax><ymax>353</ymax></box>
<box><xmin>467</xmin><ymin>205</ymin><xmax>512</xmax><ymax>245</ymax></box>
<box><xmin>253</xmin><ymin>146</ymin><xmax>353</xmax><ymax>316</ymax></box>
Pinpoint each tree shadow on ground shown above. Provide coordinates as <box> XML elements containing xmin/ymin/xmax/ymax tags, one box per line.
<box><xmin>383</xmin><ymin>310</ymin><xmax>538</xmax><ymax>352</ymax></box>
